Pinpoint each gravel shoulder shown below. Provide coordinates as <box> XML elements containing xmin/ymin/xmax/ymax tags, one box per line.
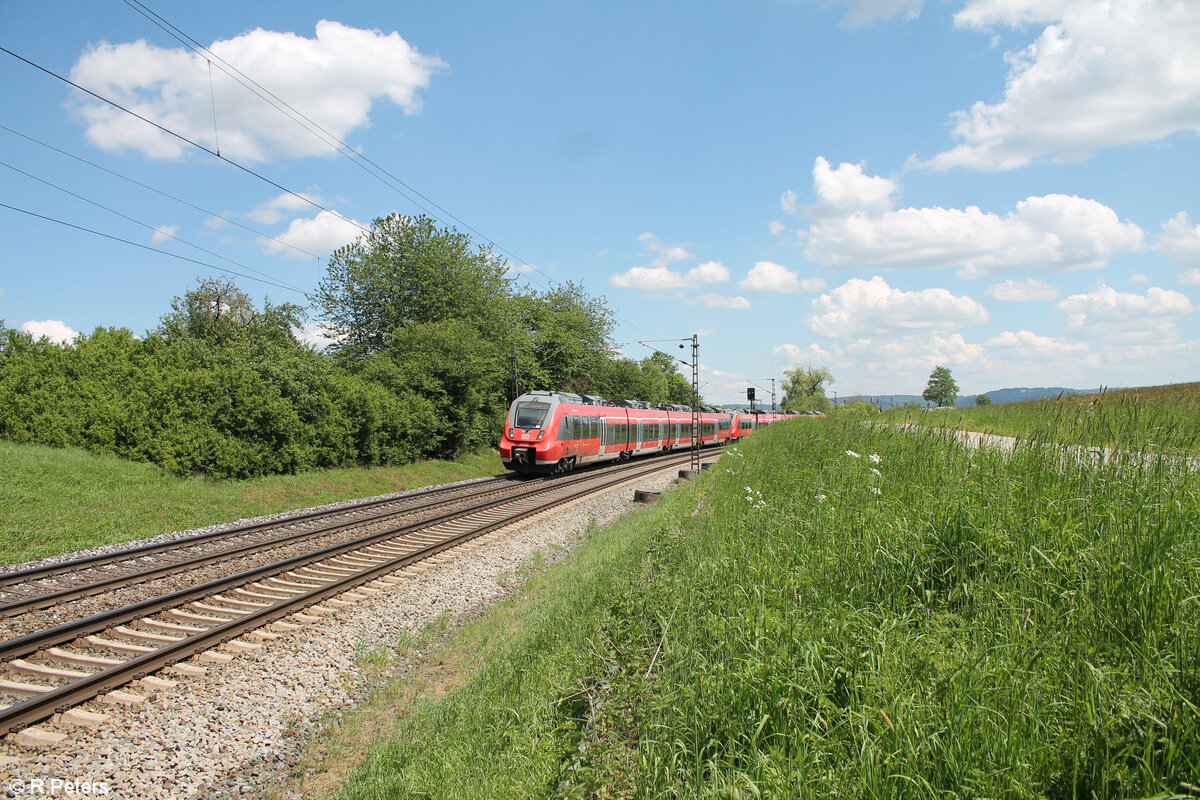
<box><xmin>0</xmin><ymin>464</ymin><xmax>695</xmax><ymax>800</ymax></box>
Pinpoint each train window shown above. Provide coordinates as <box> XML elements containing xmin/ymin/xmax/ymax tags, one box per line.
<box><xmin>514</xmin><ymin>402</ymin><xmax>550</xmax><ymax>429</ymax></box>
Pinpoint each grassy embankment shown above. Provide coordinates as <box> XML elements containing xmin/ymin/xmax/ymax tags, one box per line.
<box><xmin>0</xmin><ymin>440</ymin><xmax>498</xmax><ymax>567</ymax></box>
<box><xmin>298</xmin><ymin>411</ymin><xmax>1199</xmax><ymax>799</ymax></box>
<box><xmin>894</xmin><ymin>382</ymin><xmax>1200</xmax><ymax>456</ymax></box>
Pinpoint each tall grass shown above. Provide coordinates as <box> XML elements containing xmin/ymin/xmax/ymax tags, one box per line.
<box><xmin>334</xmin><ymin>418</ymin><xmax>1199</xmax><ymax>798</ymax></box>
<box><xmin>897</xmin><ymin>382</ymin><xmax>1200</xmax><ymax>456</ymax></box>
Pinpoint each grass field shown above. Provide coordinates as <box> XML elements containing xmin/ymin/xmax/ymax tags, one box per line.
<box><xmin>0</xmin><ymin>440</ymin><xmax>499</xmax><ymax>567</ymax></box>
<box><xmin>893</xmin><ymin>382</ymin><xmax>1200</xmax><ymax>456</ymax></box>
<box><xmin>305</xmin><ymin>416</ymin><xmax>1199</xmax><ymax>799</ymax></box>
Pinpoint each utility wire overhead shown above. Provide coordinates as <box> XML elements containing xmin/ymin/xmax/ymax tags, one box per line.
<box><xmin>0</xmin><ymin>159</ymin><xmax>308</xmax><ymax>294</ymax></box>
<box><xmin>0</xmin><ymin>124</ymin><xmax>327</xmax><ymax>263</ymax></box>
<box><xmin>0</xmin><ymin>44</ymin><xmax>372</xmax><ymax>240</ymax></box>
<box><xmin>116</xmin><ymin>1</ymin><xmax>672</xmax><ymax>344</ymax></box>
<box><xmin>2</xmin><ymin>24</ymin><xmax>670</xmax><ymax>345</ymax></box>
<box><xmin>0</xmin><ymin>201</ymin><xmax>302</xmax><ymax>295</ymax></box>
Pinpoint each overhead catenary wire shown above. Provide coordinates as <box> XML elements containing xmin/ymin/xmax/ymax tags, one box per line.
<box><xmin>0</xmin><ymin>159</ymin><xmax>308</xmax><ymax>295</ymax></box>
<box><xmin>0</xmin><ymin>44</ymin><xmax>372</xmax><ymax>241</ymax></box>
<box><xmin>115</xmin><ymin>1</ymin><xmax>672</xmax><ymax>343</ymax></box>
<box><xmin>2</xmin><ymin>25</ymin><xmax>670</xmax><ymax>346</ymax></box>
<box><xmin>0</xmin><ymin>201</ymin><xmax>301</xmax><ymax>294</ymax></box>
<box><xmin>118</xmin><ymin>1</ymin><xmax>543</xmax><ymax>277</ymax></box>
<box><xmin>0</xmin><ymin>124</ymin><xmax>327</xmax><ymax>262</ymax></box>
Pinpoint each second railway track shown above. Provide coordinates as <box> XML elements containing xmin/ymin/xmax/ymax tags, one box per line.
<box><xmin>0</xmin><ymin>474</ymin><xmax>521</xmax><ymax>619</ymax></box>
<box><xmin>0</xmin><ymin>449</ymin><xmax>711</xmax><ymax>739</ymax></box>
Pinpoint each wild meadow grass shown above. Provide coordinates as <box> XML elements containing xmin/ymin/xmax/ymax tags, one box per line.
<box><xmin>0</xmin><ymin>440</ymin><xmax>499</xmax><ymax>566</ymax></box>
<box><xmin>895</xmin><ymin>382</ymin><xmax>1200</xmax><ymax>456</ymax></box>
<box><xmin>335</xmin><ymin>416</ymin><xmax>1199</xmax><ymax>799</ymax></box>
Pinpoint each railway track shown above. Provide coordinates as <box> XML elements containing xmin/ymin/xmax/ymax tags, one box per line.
<box><xmin>0</xmin><ymin>450</ymin><xmax>707</xmax><ymax>740</ymax></box>
<box><xmin>0</xmin><ymin>475</ymin><xmax>519</xmax><ymax>618</ymax></box>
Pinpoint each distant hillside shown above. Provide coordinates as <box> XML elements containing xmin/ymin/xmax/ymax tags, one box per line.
<box><xmin>834</xmin><ymin>387</ymin><xmax>1097</xmax><ymax>408</ymax></box>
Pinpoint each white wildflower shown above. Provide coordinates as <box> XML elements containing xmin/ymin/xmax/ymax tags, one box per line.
<box><xmin>869</xmin><ymin>486</ymin><xmax>882</xmax><ymax>495</ymax></box>
<box><xmin>868</xmin><ymin>453</ymin><xmax>882</xmax><ymax>464</ymax></box>
<box><xmin>845</xmin><ymin>450</ymin><xmax>860</xmax><ymax>458</ymax></box>
<box><xmin>815</xmin><ymin>494</ymin><xmax>827</xmax><ymax>502</ymax></box>
<box><xmin>871</xmin><ymin>468</ymin><xmax>882</xmax><ymax>478</ymax></box>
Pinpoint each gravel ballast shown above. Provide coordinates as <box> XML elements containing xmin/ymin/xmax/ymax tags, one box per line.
<box><xmin>0</xmin><ymin>465</ymin><xmax>697</xmax><ymax>800</ymax></box>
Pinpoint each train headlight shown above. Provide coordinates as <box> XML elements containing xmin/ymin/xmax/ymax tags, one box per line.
<box><xmin>508</xmin><ymin>427</ymin><xmax>515</xmax><ymax>438</ymax></box>
<box><xmin>536</xmin><ymin>430</ymin><xmax>545</xmax><ymax>440</ymax></box>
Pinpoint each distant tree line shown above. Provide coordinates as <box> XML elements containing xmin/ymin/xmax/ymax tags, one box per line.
<box><xmin>0</xmin><ymin>214</ymin><xmax>697</xmax><ymax>479</ymax></box>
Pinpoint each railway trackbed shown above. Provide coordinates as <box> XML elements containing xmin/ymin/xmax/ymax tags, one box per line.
<box><xmin>0</xmin><ymin>450</ymin><xmax>706</xmax><ymax>741</ymax></box>
<box><xmin>0</xmin><ymin>474</ymin><xmax>521</xmax><ymax>620</ymax></box>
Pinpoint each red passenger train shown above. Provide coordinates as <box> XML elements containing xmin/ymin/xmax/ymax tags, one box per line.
<box><xmin>499</xmin><ymin>390</ymin><xmax>790</xmax><ymax>474</ymax></box>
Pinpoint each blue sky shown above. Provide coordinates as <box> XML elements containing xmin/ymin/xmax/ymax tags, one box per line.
<box><xmin>2</xmin><ymin>0</ymin><xmax>1198</xmax><ymax>404</ymax></box>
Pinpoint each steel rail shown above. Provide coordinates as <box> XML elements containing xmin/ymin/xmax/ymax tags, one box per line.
<box><xmin>0</xmin><ymin>475</ymin><xmax>515</xmax><ymax>590</ymax></box>
<box><xmin>0</xmin><ymin>450</ymin><xmax>700</xmax><ymax>663</ymax></box>
<box><xmin>0</xmin><ymin>476</ymin><xmax>520</xmax><ymax>616</ymax></box>
<box><xmin>0</xmin><ymin>450</ymin><xmax>703</xmax><ymax>735</ymax></box>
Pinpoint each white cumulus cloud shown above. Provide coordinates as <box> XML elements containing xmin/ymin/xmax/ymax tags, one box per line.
<box><xmin>249</xmin><ymin>192</ymin><xmax>324</xmax><ymax>225</ymax></box>
<box><xmin>150</xmin><ymin>224</ymin><xmax>178</xmax><ymax>244</ymax></box>
<box><xmin>773</xmin><ymin>342</ymin><xmax>833</xmax><ymax>363</ymax></box>
<box><xmin>986</xmin><ymin>278</ymin><xmax>1062</xmax><ymax>301</ymax></box>
<box><xmin>797</xmin><ymin>157</ymin><xmax>1143</xmax><ymax>277</ymax></box>
<box><xmin>985</xmin><ymin>329</ymin><xmax>1090</xmax><ymax>360</ymax></box>
<box><xmin>69</xmin><ymin>20</ymin><xmax>446</xmax><ymax>163</ymax></box>
<box><xmin>690</xmin><ymin>293</ymin><xmax>752</xmax><ymax>310</ymax></box>
<box><xmin>828</xmin><ymin>0</ymin><xmax>924</xmax><ymax>27</ymax></box>
<box><xmin>293</xmin><ymin>321</ymin><xmax>343</xmax><ymax>349</ymax></box>
<box><xmin>808</xmin><ymin>276</ymin><xmax>988</xmax><ymax>338</ymax></box>
<box><xmin>637</xmin><ymin>232</ymin><xmax>694</xmax><ymax>268</ymax></box>
<box><xmin>1155</xmin><ymin>212</ymin><xmax>1200</xmax><ymax>284</ymax></box>
<box><xmin>21</xmin><ymin>320</ymin><xmax>78</xmax><ymax>344</ymax></box>
<box><xmin>611</xmin><ymin>260</ymin><xmax>729</xmax><ymax>291</ymax></box>
<box><xmin>809</xmin><ymin>157</ymin><xmax>898</xmax><ymax>217</ymax></box>
<box><xmin>262</xmin><ymin>211</ymin><xmax>365</xmax><ymax>258</ymax></box>
<box><xmin>739</xmin><ymin>261</ymin><xmax>826</xmax><ymax>294</ymax></box>
<box><xmin>1056</xmin><ymin>284</ymin><xmax>1195</xmax><ymax>342</ymax></box>
<box><xmin>921</xmin><ymin>0</ymin><xmax>1200</xmax><ymax>171</ymax></box>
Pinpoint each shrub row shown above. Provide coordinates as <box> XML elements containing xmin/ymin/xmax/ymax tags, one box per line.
<box><xmin>0</xmin><ymin>327</ymin><xmax>445</xmax><ymax>479</ymax></box>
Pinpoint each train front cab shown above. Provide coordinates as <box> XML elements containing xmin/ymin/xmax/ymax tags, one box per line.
<box><xmin>501</xmin><ymin>392</ymin><xmax>564</xmax><ymax>473</ymax></box>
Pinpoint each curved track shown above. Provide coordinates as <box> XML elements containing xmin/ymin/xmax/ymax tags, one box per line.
<box><xmin>0</xmin><ymin>475</ymin><xmax>518</xmax><ymax>617</ymax></box>
<box><xmin>0</xmin><ymin>450</ymin><xmax>707</xmax><ymax>737</ymax></box>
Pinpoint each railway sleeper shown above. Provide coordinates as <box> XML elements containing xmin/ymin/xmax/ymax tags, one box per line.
<box><xmin>263</xmin><ymin>576</ymin><xmax>322</xmax><ymax>591</ymax></box>
<box><xmin>294</xmin><ymin>566</ymin><xmax>353</xmax><ymax>579</ymax></box>
<box><xmin>167</xmin><ymin>607</ymin><xmax>235</xmax><ymax>624</ymax></box>
<box><xmin>0</xmin><ymin>678</ymin><xmax>57</xmax><ymax>696</ymax></box>
<box><xmin>8</xmin><ymin>659</ymin><xmax>90</xmax><ymax>681</ymax></box>
<box><xmin>247</xmin><ymin>582</ymin><xmax>300</xmax><ymax>597</ymax></box>
<box><xmin>85</xmin><ymin>635</ymin><xmax>154</xmax><ymax>655</ymax></box>
<box><xmin>207</xmin><ymin>594</ymin><xmax>269</xmax><ymax>609</ymax></box>
<box><xmin>45</xmin><ymin>648</ymin><xmax>121</xmax><ymax>669</ymax></box>
<box><xmin>139</xmin><ymin>617</ymin><xmax>208</xmax><ymax>634</ymax></box>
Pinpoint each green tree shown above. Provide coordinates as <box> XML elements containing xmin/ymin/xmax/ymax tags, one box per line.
<box><xmin>780</xmin><ymin>365</ymin><xmax>834</xmax><ymax>413</ymax></box>
<box><xmin>923</xmin><ymin>365</ymin><xmax>959</xmax><ymax>407</ymax></box>
<box><xmin>312</xmin><ymin>214</ymin><xmax>513</xmax><ymax>359</ymax></box>
<box><xmin>156</xmin><ymin>276</ymin><xmax>304</xmax><ymax>347</ymax></box>
<box><xmin>974</xmin><ymin>393</ymin><xmax>993</xmax><ymax>407</ymax></box>
<box><xmin>511</xmin><ymin>282</ymin><xmax>614</xmax><ymax>399</ymax></box>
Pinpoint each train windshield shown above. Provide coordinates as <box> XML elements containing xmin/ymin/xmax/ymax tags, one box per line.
<box><xmin>513</xmin><ymin>401</ymin><xmax>550</xmax><ymax>429</ymax></box>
